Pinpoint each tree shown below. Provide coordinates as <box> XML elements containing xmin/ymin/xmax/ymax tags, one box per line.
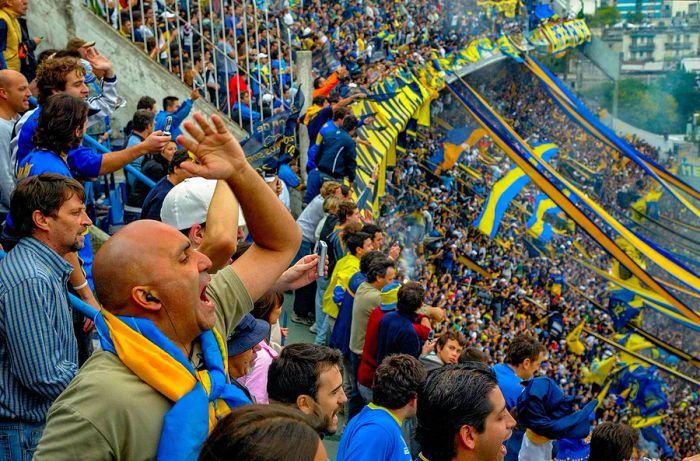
<box><xmin>586</xmin><ymin>6</ymin><xmax>620</xmax><ymax>27</ymax></box>
<box><xmin>583</xmin><ymin>78</ymin><xmax>682</xmax><ymax>134</ymax></box>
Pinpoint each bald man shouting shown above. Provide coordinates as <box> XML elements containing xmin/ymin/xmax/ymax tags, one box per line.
<box><xmin>0</xmin><ymin>69</ymin><xmax>30</xmax><ymax>220</ymax></box>
<box><xmin>33</xmin><ymin>114</ymin><xmax>302</xmax><ymax>461</ymax></box>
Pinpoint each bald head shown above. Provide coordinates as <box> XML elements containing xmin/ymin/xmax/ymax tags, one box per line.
<box><xmin>93</xmin><ymin>220</ymin><xmax>188</xmax><ymax>311</ymax></box>
<box><xmin>0</xmin><ymin>69</ymin><xmax>30</xmax><ymax>115</ymax></box>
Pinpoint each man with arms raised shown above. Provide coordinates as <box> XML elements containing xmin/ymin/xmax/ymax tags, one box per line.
<box><xmin>33</xmin><ymin>113</ymin><xmax>301</xmax><ymax>460</ymax></box>
<box><xmin>415</xmin><ymin>363</ymin><xmax>517</xmax><ymax>461</ymax></box>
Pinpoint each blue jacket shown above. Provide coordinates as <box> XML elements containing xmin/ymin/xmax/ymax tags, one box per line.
<box><xmin>155</xmin><ymin>98</ymin><xmax>194</xmax><ymax>141</ymax></box>
<box><xmin>315</xmin><ymin>127</ymin><xmax>357</xmax><ymax>183</ymax></box>
<box><xmin>376</xmin><ymin>311</ymin><xmax>421</xmax><ymax>365</ymax></box>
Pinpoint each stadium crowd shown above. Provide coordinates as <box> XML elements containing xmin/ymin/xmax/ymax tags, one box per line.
<box><xmin>0</xmin><ymin>0</ymin><xmax>698</xmax><ymax>460</ymax></box>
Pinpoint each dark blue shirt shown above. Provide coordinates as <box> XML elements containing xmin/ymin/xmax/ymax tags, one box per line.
<box><xmin>140</xmin><ymin>176</ymin><xmax>175</xmax><ymax>221</ymax></box>
<box><xmin>376</xmin><ymin>311</ymin><xmax>420</xmax><ymax>366</ymax></box>
<box><xmin>316</xmin><ymin>127</ymin><xmax>357</xmax><ymax>183</ymax></box>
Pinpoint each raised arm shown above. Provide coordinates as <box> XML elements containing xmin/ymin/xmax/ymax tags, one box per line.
<box><xmin>196</xmin><ymin>180</ymin><xmax>239</xmax><ymax>273</ymax></box>
<box><xmin>178</xmin><ymin>113</ymin><xmax>301</xmax><ymax>301</ymax></box>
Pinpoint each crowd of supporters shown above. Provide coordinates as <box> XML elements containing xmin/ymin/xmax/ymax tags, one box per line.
<box><xmin>0</xmin><ymin>0</ymin><xmax>698</xmax><ymax>460</ymax></box>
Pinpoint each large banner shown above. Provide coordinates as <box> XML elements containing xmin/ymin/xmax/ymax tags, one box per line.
<box><xmin>529</xmin><ymin>19</ymin><xmax>591</xmax><ymax>56</ymax></box>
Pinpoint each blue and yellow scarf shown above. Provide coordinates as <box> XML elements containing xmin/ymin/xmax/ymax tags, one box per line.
<box><xmin>94</xmin><ymin>310</ymin><xmax>251</xmax><ymax>461</ymax></box>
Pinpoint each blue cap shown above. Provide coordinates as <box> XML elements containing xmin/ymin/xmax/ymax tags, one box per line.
<box><xmin>226</xmin><ymin>314</ymin><xmax>270</xmax><ymax>356</ymax></box>
<box><xmin>516</xmin><ymin>376</ymin><xmax>597</xmax><ymax>440</ymax></box>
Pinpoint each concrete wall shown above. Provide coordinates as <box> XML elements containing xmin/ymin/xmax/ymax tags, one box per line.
<box><xmin>27</xmin><ymin>0</ymin><xmax>247</xmax><ymax>140</ymax></box>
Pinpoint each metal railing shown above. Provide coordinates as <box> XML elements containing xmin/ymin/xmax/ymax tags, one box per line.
<box><xmin>87</xmin><ymin>0</ymin><xmax>296</xmax><ymax>131</ymax></box>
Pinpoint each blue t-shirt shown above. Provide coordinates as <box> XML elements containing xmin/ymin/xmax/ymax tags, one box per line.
<box><xmin>337</xmin><ymin>404</ymin><xmax>411</xmax><ymax>461</ymax></box>
<box><xmin>14</xmin><ymin>149</ymin><xmax>95</xmax><ymax>288</ymax></box>
<box><xmin>493</xmin><ymin>363</ymin><xmax>524</xmax><ymax>410</ymax></box>
<box><xmin>16</xmin><ymin>107</ymin><xmax>41</xmax><ymax>166</ymax></box>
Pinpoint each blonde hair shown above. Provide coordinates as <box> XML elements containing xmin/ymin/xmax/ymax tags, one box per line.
<box><xmin>320</xmin><ymin>181</ymin><xmax>341</xmax><ymax>198</ymax></box>
<box><xmin>323</xmin><ymin>195</ymin><xmax>342</xmax><ymax>213</ymax></box>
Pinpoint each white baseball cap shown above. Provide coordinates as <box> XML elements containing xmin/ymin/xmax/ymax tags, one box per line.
<box><xmin>161</xmin><ymin>177</ymin><xmax>215</xmax><ymax>230</ymax></box>
<box><xmin>161</xmin><ymin>177</ymin><xmax>245</xmax><ymax>230</ymax></box>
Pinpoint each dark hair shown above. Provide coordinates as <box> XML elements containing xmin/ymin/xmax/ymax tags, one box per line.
<box><xmin>267</xmin><ymin>343</ymin><xmax>342</xmax><ymax>403</ymax></box>
<box><xmin>359</xmin><ymin>250</ymin><xmax>385</xmax><ymax>274</ymax></box>
<box><xmin>336</xmin><ymin>200</ymin><xmax>357</xmax><ymax>224</ymax></box>
<box><xmin>436</xmin><ymin>330</ymin><xmax>466</xmax><ymax>351</ymax></box>
<box><xmin>36</xmin><ymin>49</ymin><xmax>60</xmax><ymax>67</ymax></box>
<box><xmin>373</xmin><ymin>354</ymin><xmax>427</xmax><ymax>410</ymax></box>
<box><xmin>131</xmin><ymin>109</ymin><xmax>155</xmax><ymax>132</ymax></box>
<box><xmin>361</xmin><ymin>223</ymin><xmax>382</xmax><ymax>237</ymax></box>
<box><xmin>505</xmin><ymin>334</ymin><xmax>545</xmax><ymax>366</ymax></box>
<box><xmin>162</xmin><ymin>96</ymin><xmax>179</xmax><ymax>111</ymax></box>
<box><xmin>252</xmin><ymin>290</ymin><xmax>284</xmax><ymax>324</ymax></box>
<box><xmin>366</xmin><ymin>257</ymin><xmax>395</xmax><ymax>283</ymax></box>
<box><xmin>52</xmin><ymin>49</ymin><xmax>81</xmax><ymax>59</ymax></box>
<box><xmin>11</xmin><ymin>173</ymin><xmax>86</xmax><ymax>238</ymax></box>
<box><xmin>346</xmin><ymin>231</ymin><xmax>370</xmax><ymax>256</ymax></box>
<box><xmin>332</xmin><ymin>107</ymin><xmax>348</xmax><ymax>121</ymax></box>
<box><xmin>311</xmin><ymin>95</ymin><xmax>327</xmax><ymax>106</ymax></box>
<box><xmin>313</xmin><ymin>76</ymin><xmax>324</xmax><ymax>89</ymax></box>
<box><xmin>33</xmin><ymin>94</ymin><xmax>88</xmax><ymax>154</ymax></box>
<box><xmin>589</xmin><ymin>422</ymin><xmax>639</xmax><ymax>461</ymax></box>
<box><xmin>36</xmin><ymin>56</ymin><xmax>85</xmax><ymax>105</ymax></box>
<box><xmin>416</xmin><ymin>364</ymin><xmax>499</xmax><ymax>461</ymax></box>
<box><xmin>459</xmin><ymin>347</ymin><xmax>489</xmax><ymax>364</ymax></box>
<box><xmin>342</xmin><ymin>114</ymin><xmax>358</xmax><ymax>132</ymax></box>
<box><xmin>340</xmin><ymin>184</ymin><xmax>351</xmax><ymax>197</ymax></box>
<box><xmin>397</xmin><ymin>282</ymin><xmax>424</xmax><ymax>316</ymax></box>
<box><xmin>167</xmin><ymin>150</ymin><xmax>192</xmax><ymax>174</ymax></box>
<box><xmin>137</xmin><ymin>95</ymin><xmax>156</xmax><ymax>110</ymax></box>
<box><xmin>198</xmin><ymin>404</ymin><xmax>320</xmax><ymax>461</ymax></box>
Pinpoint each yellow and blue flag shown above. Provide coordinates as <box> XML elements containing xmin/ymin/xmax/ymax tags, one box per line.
<box><xmin>474</xmin><ymin>141</ymin><xmax>559</xmax><ymax>237</ymax></box>
<box><xmin>527</xmin><ymin>194</ymin><xmax>561</xmax><ymax>242</ymax></box>
<box><xmin>427</xmin><ymin>124</ymin><xmax>486</xmax><ymax>174</ymax></box>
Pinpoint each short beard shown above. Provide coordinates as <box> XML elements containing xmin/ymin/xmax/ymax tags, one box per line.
<box><xmin>69</xmin><ymin>238</ymin><xmax>84</xmax><ymax>253</ymax></box>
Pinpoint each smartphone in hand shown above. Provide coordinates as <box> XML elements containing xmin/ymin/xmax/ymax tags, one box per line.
<box><xmin>163</xmin><ymin>116</ymin><xmax>173</xmax><ymax>137</ymax></box>
<box><xmin>315</xmin><ymin>241</ymin><xmax>328</xmax><ymax>277</ymax></box>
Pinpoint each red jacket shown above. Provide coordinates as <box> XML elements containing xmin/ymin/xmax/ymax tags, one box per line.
<box><xmin>357</xmin><ymin>307</ymin><xmax>430</xmax><ymax>388</ymax></box>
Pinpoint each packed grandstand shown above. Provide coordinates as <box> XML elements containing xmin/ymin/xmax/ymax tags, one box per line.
<box><xmin>0</xmin><ymin>0</ymin><xmax>698</xmax><ymax>460</ymax></box>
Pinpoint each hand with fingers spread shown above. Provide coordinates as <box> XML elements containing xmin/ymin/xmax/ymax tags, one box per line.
<box><xmin>177</xmin><ymin>113</ymin><xmax>244</xmax><ymax>180</ymax></box>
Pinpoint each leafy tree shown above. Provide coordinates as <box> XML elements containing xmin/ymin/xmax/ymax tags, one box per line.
<box><xmin>583</xmin><ymin>78</ymin><xmax>682</xmax><ymax>134</ymax></box>
<box><xmin>586</xmin><ymin>6</ymin><xmax>620</xmax><ymax>27</ymax></box>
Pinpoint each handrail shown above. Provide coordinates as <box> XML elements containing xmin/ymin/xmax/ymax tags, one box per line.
<box><xmin>83</xmin><ymin>134</ymin><xmax>156</xmax><ymax>189</ymax></box>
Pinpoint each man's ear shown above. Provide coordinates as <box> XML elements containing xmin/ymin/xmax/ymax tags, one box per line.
<box><xmin>188</xmin><ymin>224</ymin><xmax>205</xmax><ymax>247</ymax></box>
<box><xmin>132</xmin><ymin>287</ymin><xmax>162</xmax><ymax>312</ymax></box>
<box><xmin>296</xmin><ymin>394</ymin><xmax>315</xmax><ymax>416</ymax></box>
<box><xmin>32</xmin><ymin>210</ymin><xmax>51</xmax><ymax>232</ymax></box>
<box><xmin>456</xmin><ymin>425</ymin><xmax>477</xmax><ymax>451</ymax></box>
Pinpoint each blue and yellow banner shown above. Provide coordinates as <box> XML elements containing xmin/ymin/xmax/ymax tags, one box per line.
<box><xmin>522</xmin><ymin>54</ymin><xmax>700</xmax><ymax>214</ymax></box>
<box><xmin>529</xmin><ymin>19</ymin><xmax>591</xmax><ymax>56</ymax></box>
<box><xmin>447</xmin><ymin>76</ymin><xmax>700</xmax><ymax>323</ymax></box>
<box><xmin>474</xmin><ymin>142</ymin><xmax>559</xmax><ymax>237</ymax></box>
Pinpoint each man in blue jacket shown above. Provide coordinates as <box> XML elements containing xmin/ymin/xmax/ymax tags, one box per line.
<box><xmin>315</xmin><ymin>114</ymin><xmax>358</xmax><ymax>186</ymax></box>
<box><xmin>154</xmin><ymin>88</ymin><xmax>199</xmax><ymax>142</ymax></box>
